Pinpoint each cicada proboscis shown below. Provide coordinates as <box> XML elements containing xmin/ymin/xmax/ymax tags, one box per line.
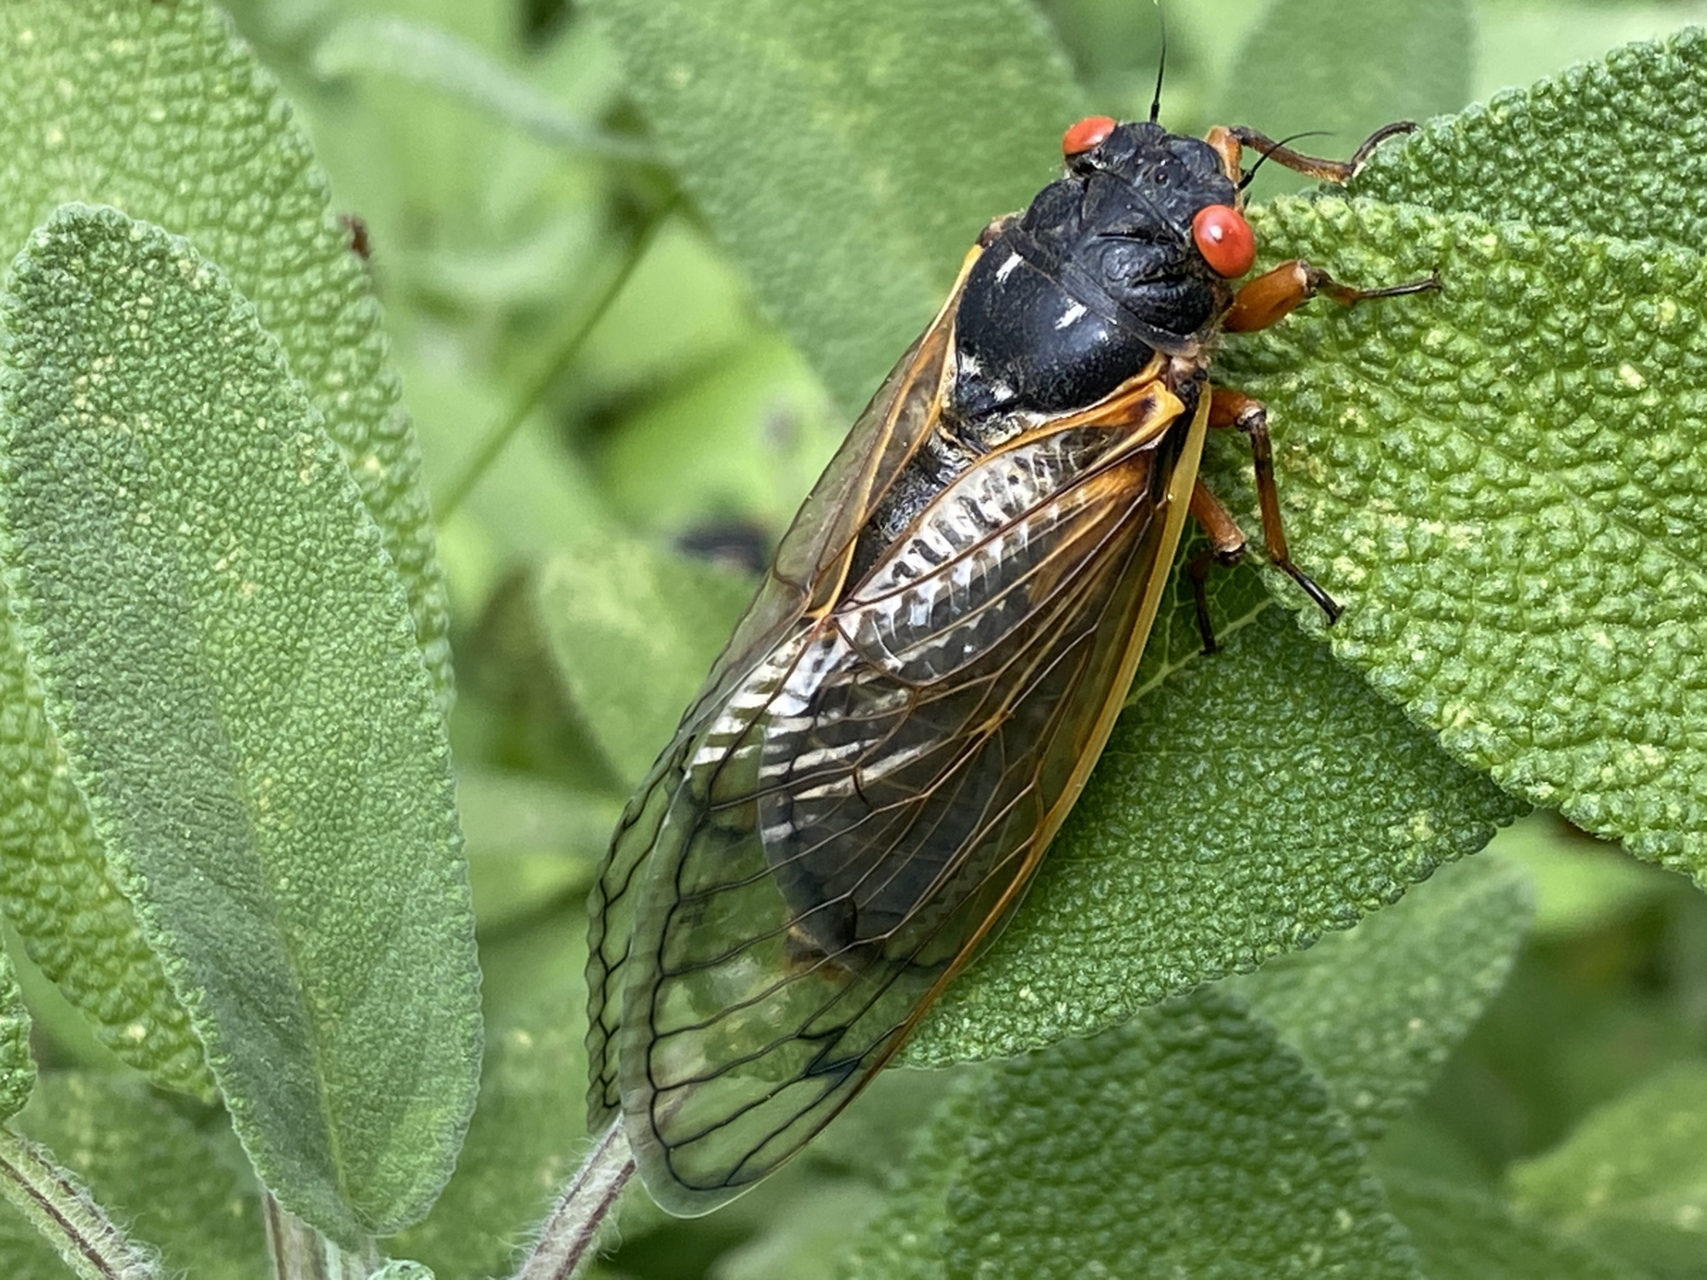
<box><xmin>585</xmin><ymin>105</ymin><xmax>1437</xmax><ymax>1215</ymax></box>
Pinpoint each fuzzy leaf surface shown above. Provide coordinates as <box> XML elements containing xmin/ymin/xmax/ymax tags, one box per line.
<box><xmin>1216</xmin><ymin>193</ymin><xmax>1707</xmax><ymax>877</ymax></box>
<box><xmin>0</xmin><ymin>948</ymin><xmax>30</xmax><ymax>1122</ymax></box>
<box><xmin>0</xmin><ymin>0</ymin><xmax>452</xmax><ymax>1094</ymax></box>
<box><xmin>843</xmin><ymin>994</ymin><xmax>1422</xmax><ymax>1280</ymax></box>
<box><xmin>1350</xmin><ymin>28</ymin><xmax>1707</xmax><ymax>248</ymax></box>
<box><xmin>0</xmin><ymin>207</ymin><xmax>478</xmax><ymax>1242</ymax></box>
<box><xmin>1509</xmin><ymin>1064</ymin><xmax>1707</xmax><ymax>1273</ymax></box>
<box><xmin>905</xmin><ymin>608</ymin><xmax>1519</xmax><ymax>1064</ymax></box>
<box><xmin>1237</xmin><ymin>853</ymin><xmax>1533</xmax><ymax>1143</ymax></box>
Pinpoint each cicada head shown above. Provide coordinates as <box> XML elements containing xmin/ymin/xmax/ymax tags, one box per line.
<box><xmin>1043</xmin><ymin>117</ymin><xmax>1254</xmax><ymax>343</ymax></box>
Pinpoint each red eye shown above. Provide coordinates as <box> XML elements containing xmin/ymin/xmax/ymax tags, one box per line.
<box><xmin>1062</xmin><ymin>115</ymin><xmax>1116</xmax><ymax>158</ymax></box>
<box><xmin>1192</xmin><ymin>204</ymin><xmax>1256</xmax><ymax>278</ymax></box>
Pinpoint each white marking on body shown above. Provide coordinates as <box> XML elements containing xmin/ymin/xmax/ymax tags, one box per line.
<box><xmin>1054</xmin><ymin>301</ymin><xmax>1087</xmax><ymax>329</ymax></box>
<box><xmin>994</xmin><ymin>252</ymin><xmax>1023</xmax><ymax>284</ymax></box>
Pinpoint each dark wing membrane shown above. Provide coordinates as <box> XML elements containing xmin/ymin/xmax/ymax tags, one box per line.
<box><xmin>613</xmin><ymin>386</ymin><xmax>1202</xmax><ymax>1214</ymax></box>
<box><xmin>586</xmin><ymin>267</ymin><xmax>968</xmax><ymax>1131</ymax></box>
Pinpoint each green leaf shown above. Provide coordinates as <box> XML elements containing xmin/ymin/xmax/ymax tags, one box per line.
<box><xmin>0</xmin><ymin>0</ymin><xmax>452</xmax><ymax>709</ymax></box>
<box><xmin>0</xmin><ymin>207</ymin><xmax>478</xmax><ymax>1243</ymax></box>
<box><xmin>584</xmin><ymin>0</ymin><xmax>1086</xmax><ymax>413</ymax></box>
<box><xmin>834</xmin><ymin>1073</ymin><xmax>967</xmax><ymax>1280</ymax></box>
<box><xmin>389</xmin><ymin>980</ymin><xmax>587</xmax><ymax>1280</ymax></box>
<box><xmin>843</xmin><ymin>993</ymin><xmax>1423</xmax><ymax>1280</ymax></box>
<box><xmin>1509</xmin><ymin>1063</ymin><xmax>1707</xmax><ymax>1274</ymax></box>
<box><xmin>0</xmin><ymin>947</ymin><xmax>32</xmax><ymax>1122</ymax></box>
<box><xmin>537</xmin><ymin>540</ymin><xmax>754</xmax><ymax>785</ymax></box>
<box><xmin>1237</xmin><ymin>853</ymin><xmax>1534</xmax><ymax>1143</ymax></box>
<box><xmin>592</xmin><ymin>333</ymin><xmax>843</xmax><ymax>539</ymax></box>
<box><xmin>0</xmin><ymin>0</ymin><xmax>453</xmax><ymax>1096</ymax></box>
<box><xmin>1380</xmin><ymin>1168</ymin><xmax>1631</xmax><ymax>1280</ymax></box>
<box><xmin>0</xmin><ymin>1074</ymin><xmax>266</xmax><ymax>1279</ymax></box>
<box><xmin>458</xmin><ymin>769</ymin><xmax>617</xmax><ymax>932</ymax></box>
<box><xmin>311</xmin><ymin>14</ymin><xmax>650</xmax><ymax>162</ymax></box>
<box><xmin>1351</xmin><ymin>28</ymin><xmax>1707</xmax><ymax>247</ymax></box>
<box><xmin>902</xmin><ymin>607</ymin><xmax>1518</xmax><ymax>1065</ymax></box>
<box><xmin>1215</xmin><ymin>191</ymin><xmax>1707</xmax><ymax>877</ymax></box>
<box><xmin>1220</xmin><ymin>0</ymin><xmax>1473</xmax><ymax>169</ymax></box>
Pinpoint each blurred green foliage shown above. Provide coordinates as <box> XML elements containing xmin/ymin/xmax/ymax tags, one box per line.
<box><xmin>1</xmin><ymin>0</ymin><xmax>1706</xmax><ymax>1276</ymax></box>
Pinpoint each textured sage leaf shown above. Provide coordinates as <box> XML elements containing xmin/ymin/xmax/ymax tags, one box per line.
<box><xmin>1236</xmin><ymin>853</ymin><xmax>1533</xmax><ymax>1144</ymax></box>
<box><xmin>0</xmin><ymin>0</ymin><xmax>452</xmax><ymax>1095</ymax></box>
<box><xmin>390</xmin><ymin>979</ymin><xmax>586</xmax><ymax>1280</ymax></box>
<box><xmin>1351</xmin><ymin>29</ymin><xmax>1707</xmax><ymax>248</ymax></box>
<box><xmin>1509</xmin><ymin>1063</ymin><xmax>1707</xmax><ymax>1272</ymax></box>
<box><xmin>0</xmin><ymin>948</ymin><xmax>31</xmax><ymax>1122</ymax></box>
<box><xmin>537</xmin><ymin>541</ymin><xmax>753</xmax><ymax>785</ymax></box>
<box><xmin>845</xmin><ymin>994</ymin><xmax>1423</xmax><ymax>1280</ymax></box>
<box><xmin>0</xmin><ymin>207</ymin><xmax>478</xmax><ymax>1242</ymax></box>
<box><xmin>903</xmin><ymin>607</ymin><xmax>1518</xmax><ymax>1065</ymax></box>
<box><xmin>584</xmin><ymin>0</ymin><xmax>1085</xmax><ymax>413</ymax></box>
<box><xmin>1216</xmin><ymin>193</ymin><xmax>1707</xmax><ymax>876</ymax></box>
<box><xmin>1127</xmin><ymin>550</ymin><xmax>1276</xmax><ymax>697</ymax></box>
<box><xmin>0</xmin><ymin>1074</ymin><xmax>265</xmax><ymax>1279</ymax></box>
<box><xmin>1220</xmin><ymin>0</ymin><xmax>1472</xmax><ymax>165</ymax></box>
<box><xmin>1380</xmin><ymin>1169</ymin><xmax>1631</xmax><ymax>1280</ymax></box>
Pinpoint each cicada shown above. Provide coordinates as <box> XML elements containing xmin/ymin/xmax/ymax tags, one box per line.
<box><xmin>586</xmin><ymin>107</ymin><xmax>1435</xmax><ymax>1215</ymax></box>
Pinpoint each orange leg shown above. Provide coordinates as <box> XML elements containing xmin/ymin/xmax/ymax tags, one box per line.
<box><xmin>1226</xmin><ymin>260</ymin><xmax>1439</xmax><ymax>333</ymax></box>
<box><xmin>1227</xmin><ymin>122</ymin><xmax>1416</xmax><ymax>183</ymax></box>
<box><xmin>1205</xmin><ymin>120</ymin><xmax>1416</xmax><ymax>187</ymax></box>
<box><xmin>1191</xmin><ymin>118</ymin><xmax>1434</xmax><ymax>646</ymax></box>
<box><xmin>1185</xmin><ymin>479</ymin><xmax>1248</xmax><ymax>653</ymax></box>
<box><xmin>1206</xmin><ymin>388</ymin><xmax>1340</xmax><ymax>627</ymax></box>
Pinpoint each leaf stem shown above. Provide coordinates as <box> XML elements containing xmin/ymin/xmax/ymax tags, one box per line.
<box><xmin>262</xmin><ymin>1193</ymin><xmax>379</xmax><ymax>1280</ymax></box>
<box><xmin>510</xmin><ymin>1118</ymin><xmax>635</xmax><ymax>1280</ymax></box>
<box><xmin>0</xmin><ymin>1127</ymin><xmax>160</xmax><ymax>1280</ymax></box>
<box><xmin>433</xmin><ymin>204</ymin><xmax>675</xmax><ymax>523</ymax></box>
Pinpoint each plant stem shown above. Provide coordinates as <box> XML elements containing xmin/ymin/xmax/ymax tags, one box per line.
<box><xmin>510</xmin><ymin>1118</ymin><xmax>635</xmax><ymax>1280</ymax></box>
<box><xmin>432</xmin><ymin>204</ymin><xmax>674</xmax><ymax>523</ymax></box>
<box><xmin>0</xmin><ymin>1127</ymin><xmax>159</xmax><ymax>1280</ymax></box>
<box><xmin>262</xmin><ymin>1192</ymin><xmax>379</xmax><ymax>1280</ymax></box>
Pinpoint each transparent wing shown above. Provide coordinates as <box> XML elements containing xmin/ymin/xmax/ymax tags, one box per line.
<box><xmin>608</xmin><ymin>381</ymin><xmax>1206</xmax><ymax>1214</ymax></box>
<box><xmin>586</xmin><ymin>270</ymin><xmax>965</xmax><ymax>1131</ymax></box>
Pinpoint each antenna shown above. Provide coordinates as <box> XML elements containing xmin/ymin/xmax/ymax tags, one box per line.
<box><xmin>1238</xmin><ymin>130</ymin><xmax>1331</xmax><ymax>189</ymax></box>
<box><xmin>1149</xmin><ymin>1</ymin><xmax>1167</xmax><ymax>123</ymax></box>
